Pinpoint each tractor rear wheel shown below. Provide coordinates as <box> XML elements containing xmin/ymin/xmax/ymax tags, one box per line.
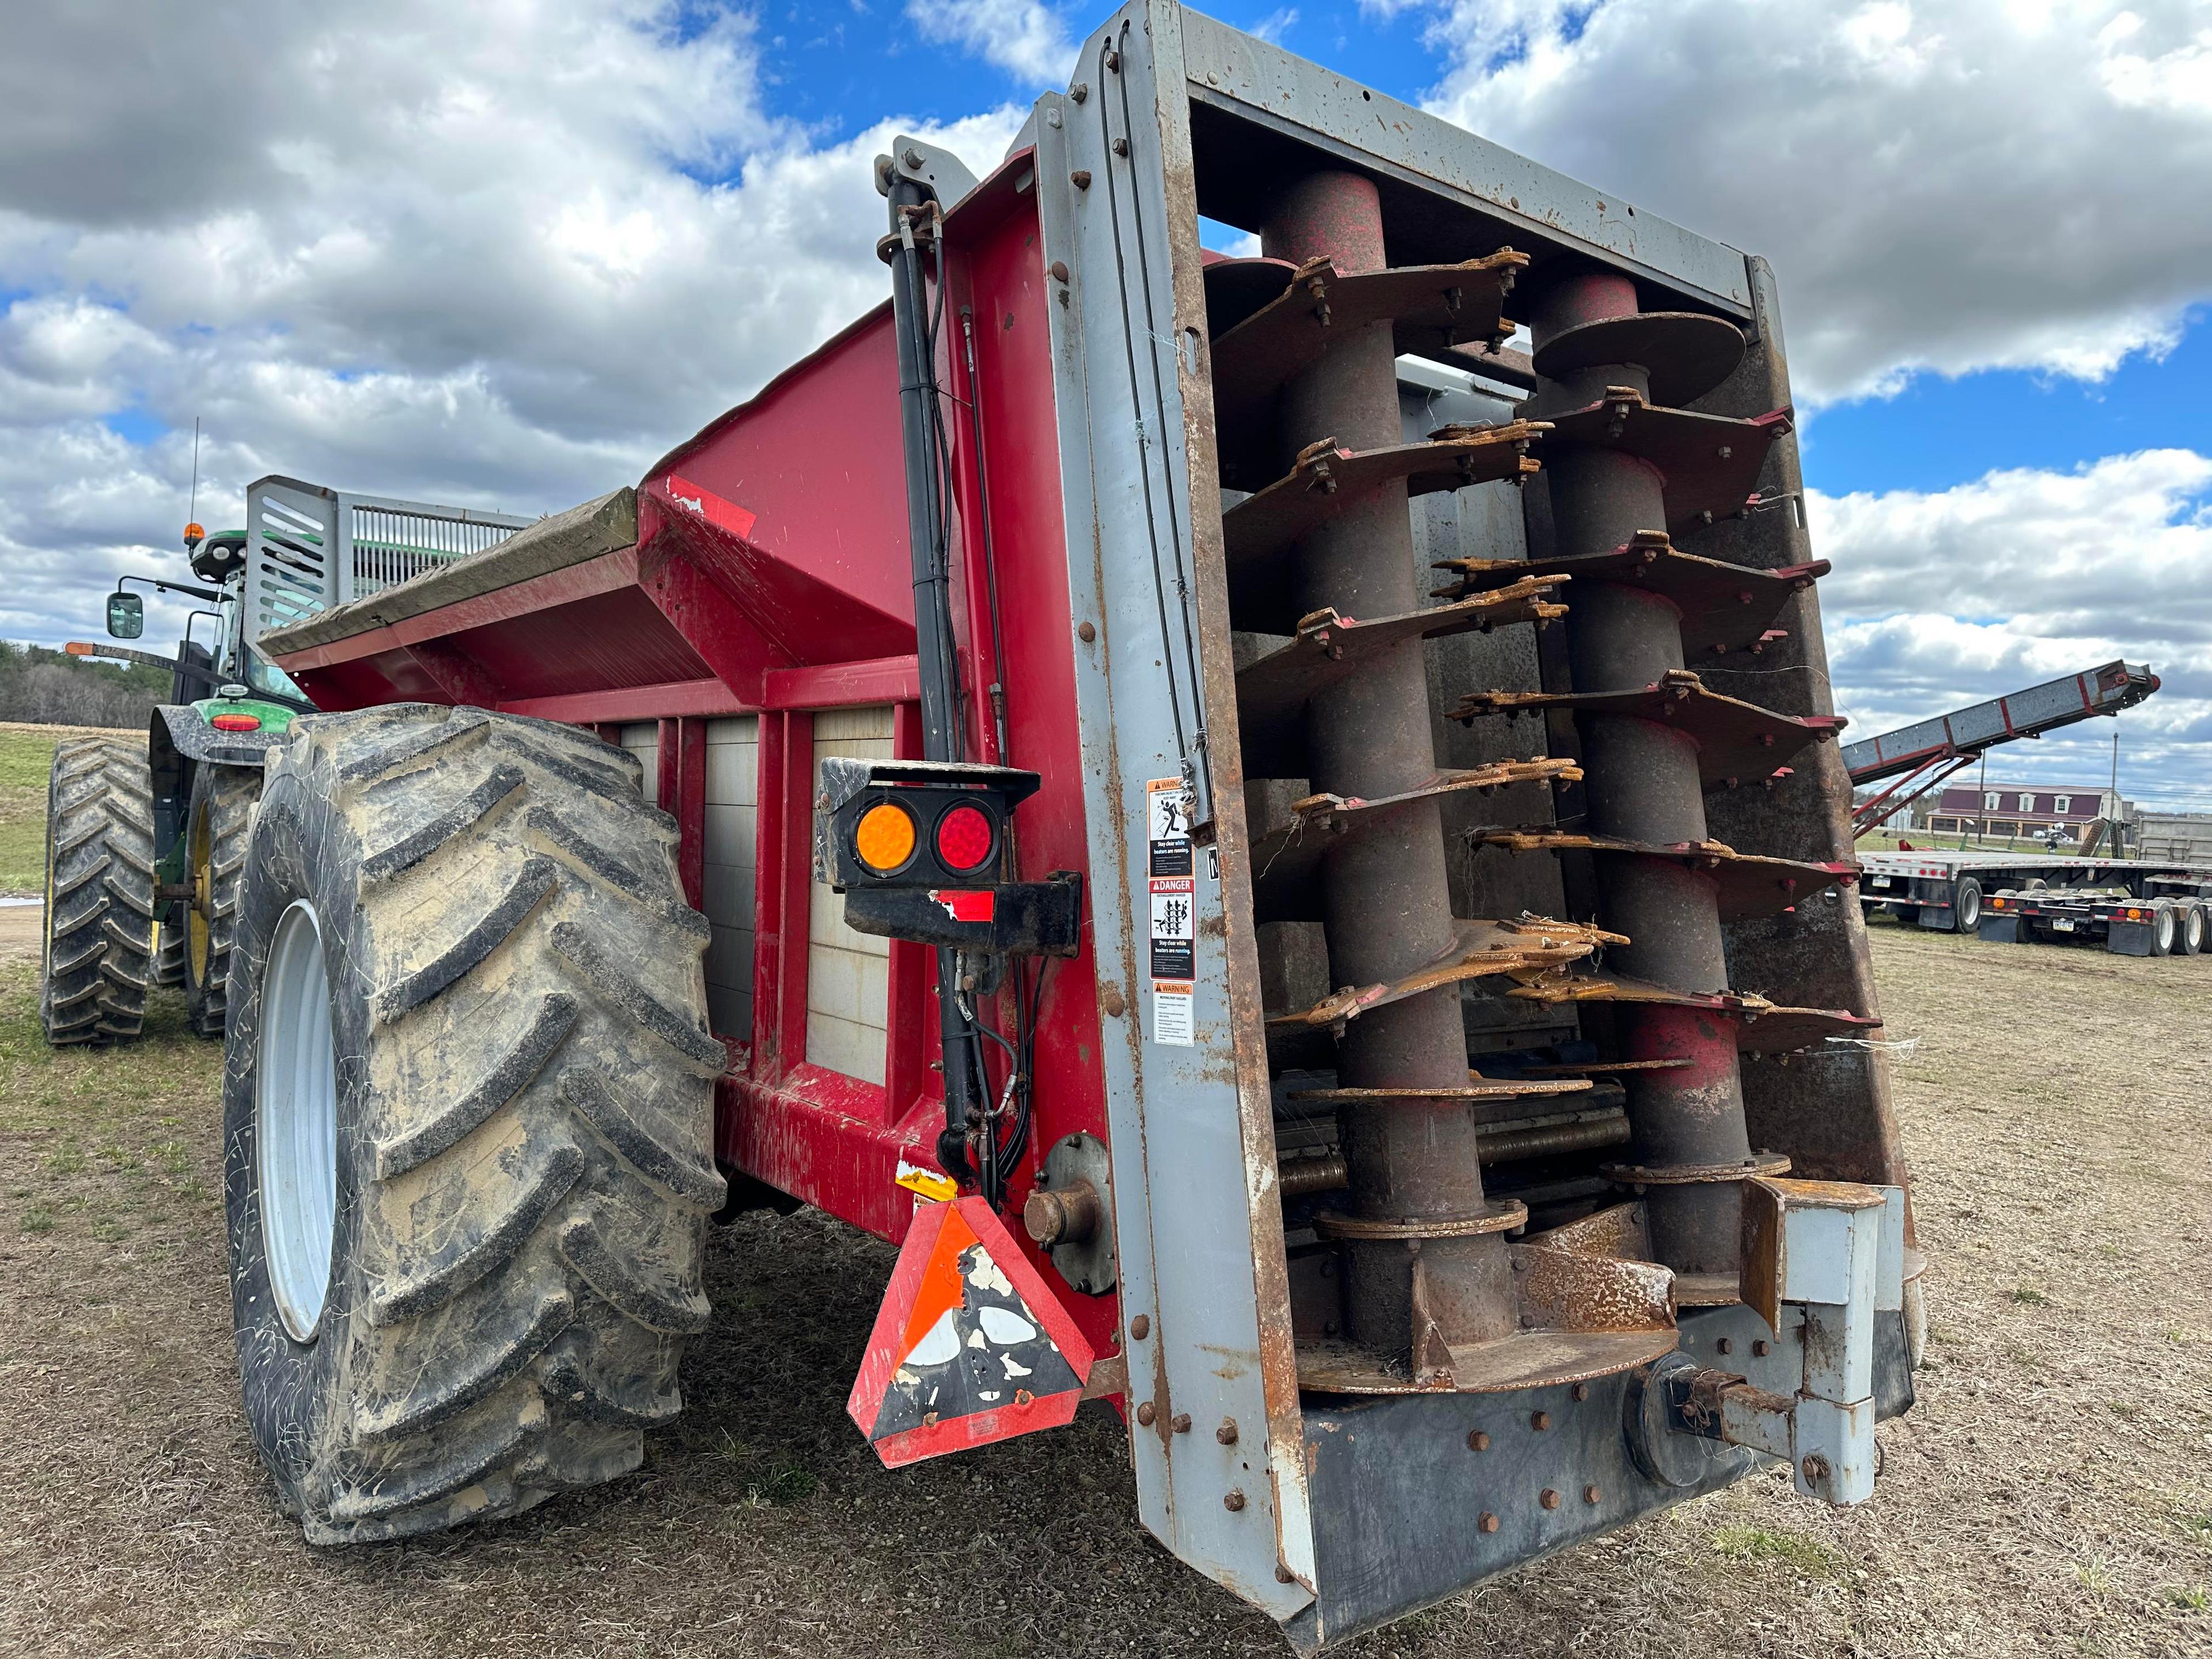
<box><xmin>39</xmin><ymin>736</ymin><xmax>156</xmax><ymax>1045</ymax></box>
<box><xmin>225</xmin><ymin>704</ymin><xmax>726</xmax><ymax>1543</ymax></box>
<box><xmin>184</xmin><ymin>762</ymin><xmax>263</xmax><ymax>1037</ymax></box>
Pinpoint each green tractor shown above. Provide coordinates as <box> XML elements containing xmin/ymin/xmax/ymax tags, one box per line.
<box><xmin>43</xmin><ymin>478</ymin><xmax>529</xmax><ymax>1045</ymax></box>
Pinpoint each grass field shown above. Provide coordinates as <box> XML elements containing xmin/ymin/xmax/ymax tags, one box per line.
<box><xmin>0</xmin><ymin>728</ymin><xmax>62</xmax><ymax>897</ymax></box>
<box><xmin>1</xmin><ymin>744</ymin><xmax>2209</xmax><ymax>1658</ymax></box>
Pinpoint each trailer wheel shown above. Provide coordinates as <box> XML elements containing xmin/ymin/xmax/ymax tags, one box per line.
<box><xmin>2149</xmin><ymin>901</ymin><xmax>2177</xmax><ymax>957</ymax></box>
<box><xmin>225</xmin><ymin>704</ymin><xmax>725</xmax><ymax>1544</ymax></box>
<box><xmin>39</xmin><ymin>736</ymin><xmax>156</xmax><ymax>1045</ymax></box>
<box><xmin>2181</xmin><ymin>903</ymin><xmax>2205</xmax><ymax>957</ymax></box>
<box><xmin>183</xmin><ymin>762</ymin><xmax>263</xmax><ymax>1038</ymax></box>
<box><xmin>1951</xmin><ymin>878</ymin><xmax>1982</xmax><ymax>934</ymax></box>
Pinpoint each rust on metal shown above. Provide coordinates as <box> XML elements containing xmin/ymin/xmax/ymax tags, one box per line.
<box><xmin>1464</xmin><ymin>824</ymin><xmax>1858</xmax><ymax>921</ymax></box>
<box><xmin>1266</xmin><ymin>916</ymin><xmax>1624</xmax><ymax>1032</ymax></box>
<box><xmin>1225</xmin><ymin>425</ymin><xmax>1548</xmax><ymax>624</ymax></box>
<box><xmin>1312</xmin><ymin>1199</ymin><xmax>1528</xmax><ymax>1241</ymax></box>
<box><xmin>1210</xmin><ymin>251</ymin><xmax>1529</xmax><ymax>467</ymax></box>
<box><xmin>1535</xmin><ymin>387</ymin><xmax>1791</xmax><ymax>531</ymax></box>
<box><xmin>1450</xmin><ymin>669</ymin><xmax>1846</xmax><ymax>789</ymax></box>
<box><xmin>1432</xmin><ymin>529</ymin><xmax>1829</xmax><ymax>660</ymax></box>
<box><xmin>1247</xmin><ymin>760</ymin><xmax>1581</xmax><ymax>916</ymax></box>
<box><xmin>1236</xmin><ymin>576</ymin><xmax>1569</xmax><ymax>768</ymax></box>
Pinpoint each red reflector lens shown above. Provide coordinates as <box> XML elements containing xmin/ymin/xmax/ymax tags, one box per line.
<box><xmin>936</xmin><ymin>803</ymin><xmax>994</xmax><ymax>872</ymax></box>
<box><xmin>210</xmin><ymin>713</ymin><xmax>261</xmax><ymax>732</ymax></box>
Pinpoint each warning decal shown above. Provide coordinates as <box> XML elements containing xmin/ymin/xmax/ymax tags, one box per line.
<box><xmin>1146</xmin><ymin>777</ymin><xmax>1192</xmax><ymax>878</ymax></box>
<box><xmin>1151</xmin><ymin>982</ymin><xmax>1195</xmax><ymax>1046</ymax></box>
<box><xmin>1147</xmin><ymin>877</ymin><xmax>1195</xmax><ymax>980</ymax></box>
<box><xmin>847</xmin><ymin>1197</ymin><xmax>1096</xmax><ymax>1468</ymax></box>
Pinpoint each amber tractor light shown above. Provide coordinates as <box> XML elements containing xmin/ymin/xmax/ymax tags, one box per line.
<box><xmin>935</xmin><ymin>802</ymin><xmax>995</xmax><ymax>872</ymax></box>
<box><xmin>854</xmin><ymin>800</ymin><xmax>918</xmax><ymax>873</ymax></box>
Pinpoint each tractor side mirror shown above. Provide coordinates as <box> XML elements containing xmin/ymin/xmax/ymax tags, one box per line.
<box><xmin>105</xmin><ymin>591</ymin><xmax>144</xmax><ymax>639</ymax></box>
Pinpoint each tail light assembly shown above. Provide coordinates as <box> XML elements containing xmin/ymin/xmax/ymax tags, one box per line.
<box><xmin>814</xmin><ymin>758</ymin><xmax>1081</xmax><ymax>956</ymax></box>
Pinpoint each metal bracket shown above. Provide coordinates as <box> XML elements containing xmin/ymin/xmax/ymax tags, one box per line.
<box><xmin>1032</xmin><ymin>1130</ymin><xmax>1118</xmax><ymax>1294</ymax></box>
<box><xmin>1660</xmin><ymin>1178</ymin><xmax>1904</xmax><ymax>1505</ymax></box>
<box><xmin>878</xmin><ymin>134</ymin><xmax>980</xmax><ymax>212</ymax></box>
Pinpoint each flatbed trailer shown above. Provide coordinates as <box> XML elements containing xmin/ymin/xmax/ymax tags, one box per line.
<box><xmin>1979</xmin><ymin>873</ymin><xmax>2212</xmax><ymax>956</ymax></box>
<box><xmin>1859</xmin><ymin>849</ymin><xmax>2210</xmax><ymax>942</ymax></box>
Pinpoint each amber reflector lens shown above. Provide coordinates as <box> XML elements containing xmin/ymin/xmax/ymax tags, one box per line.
<box><xmin>211</xmin><ymin>713</ymin><xmax>261</xmax><ymax>732</ymax></box>
<box><xmin>855</xmin><ymin>801</ymin><xmax>917</xmax><ymax>872</ymax></box>
<box><xmin>936</xmin><ymin>804</ymin><xmax>994</xmax><ymax>872</ymax></box>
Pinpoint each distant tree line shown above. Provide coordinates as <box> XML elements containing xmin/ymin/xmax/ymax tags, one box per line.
<box><xmin>0</xmin><ymin>642</ymin><xmax>166</xmax><ymax>729</ymax></box>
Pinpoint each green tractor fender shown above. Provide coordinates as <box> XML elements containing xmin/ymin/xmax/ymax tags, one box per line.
<box><xmin>149</xmin><ymin>698</ymin><xmax>294</xmax><ymax>884</ymax></box>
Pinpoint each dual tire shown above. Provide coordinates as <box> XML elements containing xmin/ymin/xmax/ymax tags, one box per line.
<box><xmin>39</xmin><ymin>737</ymin><xmax>156</xmax><ymax>1044</ymax></box>
<box><xmin>226</xmin><ymin>704</ymin><xmax>725</xmax><ymax>1542</ymax></box>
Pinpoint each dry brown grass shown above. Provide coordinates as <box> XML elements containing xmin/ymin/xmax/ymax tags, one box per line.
<box><xmin>2</xmin><ymin>923</ymin><xmax>2208</xmax><ymax>1659</ymax></box>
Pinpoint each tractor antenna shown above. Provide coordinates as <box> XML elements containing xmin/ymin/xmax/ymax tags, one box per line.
<box><xmin>184</xmin><ymin>417</ymin><xmax>204</xmax><ymax>549</ymax></box>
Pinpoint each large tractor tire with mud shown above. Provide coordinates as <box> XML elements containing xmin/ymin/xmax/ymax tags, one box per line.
<box><xmin>183</xmin><ymin>762</ymin><xmax>263</xmax><ymax>1037</ymax></box>
<box><xmin>224</xmin><ymin>704</ymin><xmax>726</xmax><ymax>1543</ymax></box>
<box><xmin>39</xmin><ymin>736</ymin><xmax>156</xmax><ymax>1045</ymax></box>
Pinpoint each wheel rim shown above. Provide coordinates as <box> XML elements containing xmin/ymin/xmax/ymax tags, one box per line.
<box><xmin>2190</xmin><ymin>910</ymin><xmax>2206</xmax><ymax>953</ymax></box>
<box><xmin>1959</xmin><ymin>888</ymin><xmax>1979</xmax><ymax>929</ymax></box>
<box><xmin>188</xmin><ymin>796</ymin><xmax>213</xmax><ymax>983</ymax></box>
<box><xmin>2155</xmin><ymin>907</ymin><xmax>2175</xmax><ymax>952</ymax></box>
<box><xmin>258</xmin><ymin>899</ymin><xmax>338</xmax><ymax>1342</ymax></box>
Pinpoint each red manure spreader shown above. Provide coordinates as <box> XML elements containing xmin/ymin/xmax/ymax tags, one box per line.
<box><xmin>75</xmin><ymin>5</ymin><xmax>1927</xmax><ymax>1646</ymax></box>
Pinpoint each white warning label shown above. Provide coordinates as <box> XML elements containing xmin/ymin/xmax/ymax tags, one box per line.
<box><xmin>1150</xmin><ymin>980</ymin><xmax>1195</xmax><ymax>1046</ymax></box>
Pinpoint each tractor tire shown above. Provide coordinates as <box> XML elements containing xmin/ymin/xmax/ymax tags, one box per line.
<box><xmin>184</xmin><ymin>762</ymin><xmax>263</xmax><ymax>1038</ymax></box>
<box><xmin>39</xmin><ymin>736</ymin><xmax>156</xmax><ymax>1045</ymax></box>
<box><xmin>154</xmin><ymin>919</ymin><xmax>188</xmax><ymax>987</ymax></box>
<box><xmin>224</xmin><ymin>704</ymin><xmax>726</xmax><ymax>1544</ymax></box>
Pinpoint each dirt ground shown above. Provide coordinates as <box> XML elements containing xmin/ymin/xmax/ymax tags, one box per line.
<box><xmin>2</xmin><ymin>920</ymin><xmax>2207</xmax><ymax>1659</ymax></box>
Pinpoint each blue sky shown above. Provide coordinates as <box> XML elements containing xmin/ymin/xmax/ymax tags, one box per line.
<box><xmin>4</xmin><ymin>0</ymin><xmax>2210</xmax><ymax>802</ymax></box>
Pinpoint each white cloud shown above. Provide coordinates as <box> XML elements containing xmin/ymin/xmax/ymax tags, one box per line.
<box><xmin>1810</xmin><ymin>450</ymin><xmax>2212</xmax><ymax>801</ymax></box>
<box><xmin>1402</xmin><ymin>0</ymin><xmax>2212</xmax><ymax>406</ymax></box>
<box><xmin>904</xmin><ymin>0</ymin><xmax>1079</xmax><ymax>85</ymax></box>
<box><xmin>0</xmin><ymin>0</ymin><xmax>1023</xmax><ymax>656</ymax></box>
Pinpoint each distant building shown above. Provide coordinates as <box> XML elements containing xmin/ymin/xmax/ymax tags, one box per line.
<box><xmin>1921</xmin><ymin>783</ymin><xmax>2127</xmax><ymax>842</ymax></box>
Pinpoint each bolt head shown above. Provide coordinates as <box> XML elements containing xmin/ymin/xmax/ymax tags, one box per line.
<box><xmin>1135</xmin><ymin>1402</ymin><xmax>1157</xmax><ymax>1427</ymax></box>
<box><xmin>1128</xmin><ymin>1314</ymin><xmax>1150</xmax><ymax>1340</ymax></box>
<box><xmin>1478</xmin><ymin>1512</ymin><xmax>1499</xmax><ymax>1534</ymax></box>
<box><xmin>1223</xmin><ymin>1490</ymin><xmax>1246</xmax><ymax>1512</ymax></box>
<box><xmin>1531</xmin><ymin>1411</ymin><xmax>1551</xmax><ymax>1431</ymax></box>
<box><xmin>1467</xmin><ymin>1430</ymin><xmax>1490</xmax><ymax>1452</ymax></box>
<box><xmin>1540</xmin><ymin>1488</ymin><xmax>1562</xmax><ymax>1510</ymax></box>
<box><xmin>1715</xmin><ymin>1337</ymin><xmax>1733</xmax><ymax>1355</ymax></box>
<box><xmin>1571</xmin><ymin>1382</ymin><xmax>1589</xmax><ymax>1402</ymax></box>
<box><xmin>1217</xmin><ymin>1419</ymin><xmax>1240</xmax><ymax>1445</ymax></box>
<box><xmin>1171</xmin><ymin>1413</ymin><xmax>1192</xmax><ymax>1434</ymax></box>
<box><xmin>1583</xmin><ymin>1484</ymin><xmax>1602</xmax><ymax>1505</ymax></box>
